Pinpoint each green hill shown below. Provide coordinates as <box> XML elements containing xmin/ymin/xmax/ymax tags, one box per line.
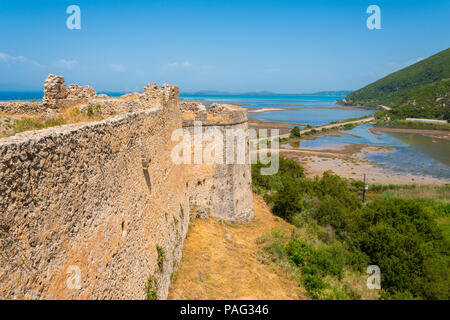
<box><xmin>340</xmin><ymin>48</ymin><xmax>450</xmax><ymax>120</ymax></box>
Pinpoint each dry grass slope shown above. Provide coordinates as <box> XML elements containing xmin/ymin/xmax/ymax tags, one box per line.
<box><xmin>168</xmin><ymin>194</ymin><xmax>307</xmax><ymax>300</ymax></box>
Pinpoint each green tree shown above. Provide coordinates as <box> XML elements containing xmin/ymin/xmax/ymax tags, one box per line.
<box><xmin>271</xmin><ymin>178</ymin><xmax>304</xmax><ymax>221</ymax></box>
<box><xmin>290</xmin><ymin>126</ymin><xmax>301</xmax><ymax>138</ymax></box>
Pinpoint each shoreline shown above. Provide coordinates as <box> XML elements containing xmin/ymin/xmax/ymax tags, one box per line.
<box><xmin>248</xmin><ymin>116</ymin><xmax>300</xmax><ymax>134</ymax></box>
<box><xmin>250</xmin><ymin>116</ymin><xmax>449</xmax><ymax>185</ymax></box>
<box><xmin>279</xmin><ymin>146</ymin><xmax>450</xmax><ymax>185</ymax></box>
<box><xmin>370</xmin><ymin>127</ymin><xmax>450</xmax><ymax>141</ymax></box>
<box><xmin>247</xmin><ymin>105</ymin><xmax>371</xmax><ymax>114</ymax></box>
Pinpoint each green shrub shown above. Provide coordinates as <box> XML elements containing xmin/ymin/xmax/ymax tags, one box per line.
<box><xmin>145</xmin><ymin>275</ymin><xmax>157</xmax><ymax>300</ymax></box>
<box><xmin>252</xmin><ymin>157</ymin><xmax>450</xmax><ymax>300</ymax></box>
<box><xmin>322</xmin><ymin>287</ymin><xmax>351</xmax><ymax>300</ymax></box>
<box><xmin>86</xmin><ymin>104</ymin><xmax>101</xmax><ymax>118</ymax></box>
<box><xmin>156</xmin><ymin>244</ymin><xmax>165</xmax><ymax>271</ymax></box>
<box><xmin>290</xmin><ymin>126</ymin><xmax>301</xmax><ymax>138</ymax></box>
<box><xmin>285</xmin><ymin>240</ymin><xmax>312</xmax><ymax>267</ymax></box>
<box><xmin>271</xmin><ymin>179</ymin><xmax>304</xmax><ymax>221</ymax></box>
<box><xmin>11</xmin><ymin>117</ymin><xmax>66</xmax><ymax>135</ymax></box>
<box><xmin>302</xmin><ymin>273</ymin><xmax>328</xmax><ymax>299</ymax></box>
<box><xmin>349</xmin><ymin>199</ymin><xmax>450</xmax><ymax>299</ymax></box>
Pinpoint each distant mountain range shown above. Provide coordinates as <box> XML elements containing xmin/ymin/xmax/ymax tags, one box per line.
<box><xmin>181</xmin><ymin>90</ymin><xmax>352</xmax><ymax>96</ymax></box>
<box><xmin>339</xmin><ymin>47</ymin><xmax>450</xmax><ymax>113</ymax></box>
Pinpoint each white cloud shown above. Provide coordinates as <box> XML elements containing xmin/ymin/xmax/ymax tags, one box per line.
<box><xmin>109</xmin><ymin>63</ymin><xmax>126</xmax><ymax>72</ymax></box>
<box><xmin>167</xmin><ymin>61</ymin><xmax>193</xmax><ymax>68</ymax></box>
<box><xmin>0</xmin><ymin>52</ymin><xmax>42</xmax><ymax>67</ymax></box>
<box><xmin>54</xmin><ymin>58</ymin><xmax>78</xmax><ymax>70</ymax></box>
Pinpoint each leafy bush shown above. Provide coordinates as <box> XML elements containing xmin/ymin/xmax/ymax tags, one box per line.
<box><xmin>348</xmin><ymin>199</ymin><xmax>450</xmax><ymax>299</ymax></box>
<box><xmin>302</xmin><ymin>273</ymin><xmax>328</xmax><ymax>299</ymax></box>
<box><xmin>285</xmin><ymin>239</ymin><xmax>348</xmax><ymax>297</ymax></box>
<box><xmin>285</xmin><ymin>240</ymin><xmax>312</xmax><ymax>267</ymax></box>
<box><xmin>271</xmin><ymin>179</ymin><xmax>304</xmax><ymax>221</ymax></box>
<box><xmin>290</xmin><ymin>126</ymin><xmax>301</xmax><ymax>138</ymax></box>
<box><xmin>252</xmin><ymin>157</ymin><xmax>449</xmax><ymax>299</ymax></box>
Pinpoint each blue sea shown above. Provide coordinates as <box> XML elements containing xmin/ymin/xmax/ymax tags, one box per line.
<box><xmin>0</xmin><ymin>91</ymin><xmax>124</xmax><ymax>101</ymax></box>
<box><xmin>181</xmin><ymin>93</ymin><xmax>374</xmax><ymax>126</ymax></box>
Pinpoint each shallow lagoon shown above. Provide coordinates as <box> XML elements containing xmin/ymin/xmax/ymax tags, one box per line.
<box><xmin>183</xmin><ymin>94</ymin><xmax>449</xmax><ymax>180</ymax></box>
<box><xmin>296</xmin><ymin>124</ymin><xmax>450</xmax><ymax>180</ymax></box>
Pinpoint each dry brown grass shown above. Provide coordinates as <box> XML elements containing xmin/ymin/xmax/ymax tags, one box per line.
<box><xmin>207</xmin><ymin>113</ymin><xmax>230</xmax><ymax>122</ymax></box>
<box><xmin>0</xmin><ymin>103</ymin><xmax>106</xmax><ymax>138</ymax></box>
<box><xmin>168</xmin><ymin>194</ymin><xmax>307</xmax><ymax>300</ymax></box>
<box><xmin>59</xmin><ymin>102</ymin><xmax>105</xmax><ymax>124</ymax></box>
<box><xmin>181</xmin><ymin>112</ymin><xmax>196</xmax><ymax>120</ymax></box>
<box><xmin>381</xmin><ymin>185</ymin><xmax>450</xmax><ymax>203</ymax></box>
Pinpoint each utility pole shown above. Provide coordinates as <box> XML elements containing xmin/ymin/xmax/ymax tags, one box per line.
<box><xmin>362</xmin><ymin>174</ymin><xmax>368</xmax><ymax>203</ymax></box>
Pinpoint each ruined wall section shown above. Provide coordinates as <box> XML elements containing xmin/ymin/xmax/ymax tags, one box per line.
<box><xmin>181</xmin><ymin>103</ymin><xmax>254</xmax><ymax>222</ymax></box>
<box><xmin>0</xmin><ymin>76</ymin><xmax>254</xmax><ymax>299</ymax></box>
<box><xmin>0</xmin><ymin>85</ymin><xmax>190</xmax><ymax>299</ymax></box>
<box><xmin>0</xmin><ymin>74</ymin><xmax>97</xmax><ymax>115</ymax></box>
<box><xmin>0</xmin><ymin>101</ymin><xmax>45</xmax><ymax>115</ymax></box>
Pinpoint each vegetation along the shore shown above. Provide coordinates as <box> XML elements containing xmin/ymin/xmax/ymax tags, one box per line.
<box><xmin>373</xmin><ymin>119</ymin><xmax>450</xmax><ymax>131</ymax></box>
<box><xmin>252</xmin><ymin>157</ymin><xmax>450</xmax><ymax>300</ymax></box>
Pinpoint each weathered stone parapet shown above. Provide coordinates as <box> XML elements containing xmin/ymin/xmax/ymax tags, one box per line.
<box><xmin>142</xmin><ymin>83</ymin><xmax>179</xmax><ymax>110</ymax></box>
<box><xmin>42</xmin><ymin>74</ymin><xmax>67</xmax><ymax>107</ymax></box>
<box><xmin>181</xmin><ymin>103</ymin><xmax>254</xmax><ymax>223</ymax></box>
<box><xmin>180</xmin><ymin>102</ymin><xmax>207</xmax><ymax>113</ymax></box>
<box><xmin>0</xmin><ymin>79</ymin><xmax>254</xmax><ymax>299</ymax></box>
<box><xmin>182</xmin><ymin>106</ymin><xmax>248</xmax><ymax>127</ymax></box>
<box><xmin>0</xmin><ymin>108</ymin><xmax>188</xmax><ymax>300</ymax></box>
<box><xmin>67</xmin><ymin>84</ymin><xmax>96</xmax><ymax>100</ymax></box>
<box><xmin>0</xmin><ymin>75</ymin><xmax>182</xmax><ymax>117</ymax></box>
<box><xmin>0</xmin><ymin>101</ymin><xmax>46</xmax><ymax>115</ymax></box>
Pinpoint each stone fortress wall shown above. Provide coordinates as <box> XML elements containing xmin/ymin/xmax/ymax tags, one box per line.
<box><xmin>0</xmin><ymin>75</ymin><xmax>253</xmax><ymax>299</ymax></box>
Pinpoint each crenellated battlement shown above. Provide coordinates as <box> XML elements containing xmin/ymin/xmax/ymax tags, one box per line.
<box><xmin>0</xmin><ymin>74</ymin><xmax>253</xmax><ymax>300</ymax></box>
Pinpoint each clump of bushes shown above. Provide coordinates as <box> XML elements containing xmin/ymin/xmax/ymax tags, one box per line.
<box><xmin>252</xmin><ymin>156</ymin><xmax>450</xmax><ymax>300</ymax></box>
<box><xmin>290</xmin><ymin>126</ymin><xmax>301</xmax><ymax>138</ymax></box>
<box><xmin>85</xmin><ymin>104</ymin><xmax>102</xmax><ymax>118</ymax></box>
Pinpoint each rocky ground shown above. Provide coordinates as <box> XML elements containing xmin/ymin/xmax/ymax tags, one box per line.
<box><xmin>280</xmin><ymin>145</ymin><xmax>449</xmax><ymax>184</ymax></box>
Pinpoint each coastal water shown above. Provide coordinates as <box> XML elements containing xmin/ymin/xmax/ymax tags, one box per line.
<box><xmin>0</xmin><ymin>91</ymin><xmax>123</xmax><ymax>101</ymax></box>
<box><xmin>291</xmin><ymin>124</ymin><xmax>450</xmax><ymax>180</ymax></box>
<box><xmin>183</xmin><ymin>94</ymin><xmax>449</xmax><ymax>180</ymax></box>
<box><xmin>0</xmin><ymin>91</ymin><xmax>44</xmax><ymax>101</ymax></box>
<box><xmin>181</xmin><ymin>94</ymin><xmax>374</xmax><ymax>126</ymax></box>
<box><xmin>1</xmin><ymin>91</ymin><xmax>448</xmax><ymax>180</ymax></box>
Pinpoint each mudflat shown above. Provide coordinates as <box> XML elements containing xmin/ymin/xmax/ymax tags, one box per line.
<box><xmin>370</xmin><ymin>127</ymin><xmax>450</xmax><ymax>141</ymax></box>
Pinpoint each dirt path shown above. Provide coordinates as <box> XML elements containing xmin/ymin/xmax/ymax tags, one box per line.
<box><xmin>305</xmin><ymin>117</ymin><xmax>374</xmax><ymax>132</ymax></box>
<box><xmin>168</xmin><ymin>195</ymin><xmax>306</xmax><ymax>300</ymax></box>
<box><xmin>252</xmin><ymin>117</ymin><xmax>374</xmax><ymax>142</ymax></box>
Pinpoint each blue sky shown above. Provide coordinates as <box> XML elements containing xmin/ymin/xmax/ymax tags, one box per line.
<box><xmin>0</xmin><ymin>0</ymin><xmax>449</xmax><ymax>92</ymax></box>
